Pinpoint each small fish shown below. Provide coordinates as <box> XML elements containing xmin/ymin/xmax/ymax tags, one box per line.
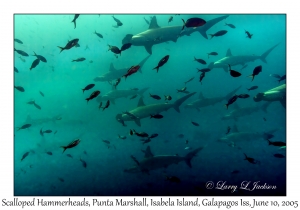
<box><xmin>248</xmin><ymin>65</ymin><xmax>262</xmax><ymax>81</ymax></box>
<box><xmin>30</xmin><ymin>58</ymin><xmax>40</xmax><ymax>70</ymax></box>
<box><xmin>240</xmin><ymin>64</ymin><xmax>248</xmax><ymax>71</ymax></box>
<box><xmin>194</xmin><ymin>57</ymin><xmax>206</xmax><ymax>65</ymax></box>
<box><xmin>72</xmin><ymin>57</ymin><xmax>86</xmax><ymax>62</ymax></box>
<box><xmin>224</xmin><ymin>23</ymin><xmax>236</xmax><ymax>29</ymax></box>
<box><xmin>132</xmin><ymin>129</ymin><xmax>149</xmax><ymax>138</ymax></box>
<box><xmin>153</xmin><ymin>55</ymin><xmax>169</xmax><ymax>73</ymax></box>
<box><xmin>231</xmin><ymin>170</ymin><xmax>240</xmax><ymax>174</ymax></box>
<box><xmin>102</xmin><ymin>100</ymin><xmax>110</xmax><ymax>111</ymax></box>
<box><xmin>184</xmin><ymin>77</ymin><xmax>195</xmax><ymax>85</ymax></box>
<box><xmin>102</xmin><ymin>140</ymin><xmax>110</xmax><ymax>144</ymax></box>
<box><xmin>130</xmin><ymin>95</ymin><xmax>138</xmax><ymax>100</ymax></box>
<box><xmin>130</xmin><ymin>155</ymin><xmax>140</xmax><ymax>165</ymax></box>
<box><xmin>61</xmin><ymin>139</ymin><xmax>81</xmax><ymax>153</ymax></box>
<box><xmin>89</xmin><ymin>60</ymin><xmax>93</xmax><ymax>63</ymax></box>
<box><xmin>14</xmin><ymin>38</ymin><xmax>23</xmax><ymax>44</ymax></box>
<box><xmin>191</xmin><ymin>121</ymin><xmax>199</xmax><ymax>126</ymax></box>
<box><xmin>228</xmin><ymin>64</ymin><xmax>241</xmax><ymax>77</ymax></box>
<box><xmin>130</xmin><ymin>129</ymin><xmax>134</xmax><ymax>136</ymax></box>
<box><xmin>199</xmin><ymin>72</ymin><xmax>205</xmax><ymax>84</ymax></box>
<box><xmin>149</xmin><ymin>93</ymin><xmax>161</xmax><ymax>100</ymax></box>
<box><xmin>226</xmin><ymin>126</ymin><xmax>231</xmax><ymax>135</ymax></box>
<box><xmin>209</xmin><ymin>30</ymin><xmax>227</xmax><ymax>39</ymax></box>
<box><xmin>14</xmin><ymin>48</ymin><xmax>29</xmax><ymax>56</ymax></box>
<box><xmin>278</xmin><ymin>75</ymin><xmax>286</xmax><ymax>83</ymax></box>
<box><xmin>245</xmin><ymin>30</ymin><xmax>253</xmax><ymax>39</ymax></box>
<box><xmin>150</xmin><ymin>114</ymin><xmax>163</xmax><ymax>119</ymax></box>
<box><xmin>207</xmin><ymin>52</ymin><xmax>218</xmax><ymax>59</ymax></box>
<box><xmin>149</xmin><ymin>134</ymin><xmax>158</xmax><ymax>139</ymax></box>
<box><xmin>247</xmin><ymin>86</ymin><xmax>258</xmax><ymax>91</ymax></box>
<box><xmin>238</xmin><ymin>94</ymin><xmax>250</xmax><ymax>99</ymax></box>
<box><xmin>165</xmin><ymin>95</ymin><xmax>172</xmax><ymax>101</ymax></box>
<box><xmin>27</xmin><ymin>100</ymin><xmax>35</xmax><ymax>105</ymax></box>
<box><xmin>112</xmin><ymin>15</ymin><xmax>123</xmax><ymax>26</ymax></box>
<box><xmin>267</xmin><ymin>140</ymin><xmax>286</xmax><ymax>147</ymax></box>
<box><xmin>58</xmin><ymin>177</ymin><xmax>64</xmax><ymax>182</ymax></box>
<box><xmin>123</xmin><ymin>65</ymin><xmax>140</xmax><ymax>79</ymax></box>
<box><xmin>197</xmin><ymin>68</ymin><xmax>211</xmax><ymax>74</ymax></box>
<box><xmin>32</xmin><ymin>52</ymin><xmax>47</xmax><ymax>62</ymax></box>
<box><xmin>85</xmin><ymin>45</ymin><xmax>90</xmax><ymax>50</ymax></box>
<box><xmin>185</xmin><ymin>140</ymin><xmax>188</xmax><ymax>144</ymax></box>
<box><xmin>33</xmin><ymin>102</ymin><xmax>41</xmax><ymax>110</ymax></box>
<box><xmin>273</xmin><ymin>154</ymin><xmax>285</xmax><ymax>158</ymax></box>
<box><xmin>17</xmin><ymin>124</ymin><xmax>31</xmax><ymax>131</ymax></box>
<box><xmin>71</xmin><ymin>14</ymin><xmax>80</xmax><ymax>29</ymax></box>
<box><xmin>58</xmin><ymin>38</ymin><xmax>79</xmax><ymax>53</ymax></box>
<box><xmin>66</xmin><ymin>154</ymin><xmax>73</xmax><ymax>158</ymax></box>
<box><xmin>166</xmin><ymin>176</ymin><xmax>181</xmax><ymax>183</ymax></box>
<box><xmin>84</xmin><ymin>151</ymin><xmax>88</xmax><ymax>155</ymax></box>
<box><xmin>270</xmin><ymin>74</ymin><xmax>281</xmax><ymax>79</ymax></box>
<box><xmin>38</xmin><ymin>91</ymin><xmax>44</xmax><ymax>97</ymax></box>
<box><xmin>181</xmin><ymin>18</ymin><xmax>206</xmax><ymax>31</ymax></box>
<box><xmin>43</xmin><ymin>130</ymin><xmax>52</xmax><ymax>133</ymax></box>
<box><xmin>40</xmin><ymin>128</ymin><xmax>44</xmax><ymax>137</ymax></box>
<box><xmin>14</xmin><ymin>86</ymin><xmax>25</xmax><ymax>92</ymax></box>
<box><xmin>120</xmin><ymin>43</ymin><xmax>132</xmax><ymax>52</ymax></box>
<box><xmin>244</xmin><ymin>153</ymin><xmax>260</xmax><ymax>164</ymax></box>
<box><xmin>14</xmin><ymin>67</ymin><xmax>19</xmax><ymax>73</ymax></box>
<box><xmin>21</xmin><ymin>151</ymin><xmax>30</xmax><ymax>161</ymax></box>
<box><xmin>54</xmin><ymin>130</ymin><xmax>57</xmax><ymax>134</ymax></box>
<box><xmin>80</xmin><ymin>158</ymin><xmax>87</xmax><ymax>168</ymax></box>
<box><xmin>225</xmin><ymin>95</ymin><xmax>238</xmax><ymax>109</ymax></box>
<box><xmin>82</xmin><ymin>84</ymin><xmax>95</xmax><ymax>93</ymax></box>
<box><xmin>168</xmin><ymin>16</ymin><xmax>173</xmax><ymax>24</ymax></box>
<box><xmin>18</xmin><ymin>56</ymin><xmax>25</xmax><ymax>62</ymax></box>
<box><xmin>118</xmin><ymin>135</ymin><xmax>126</xmax><ymax>140</ymax></box>
<box><xmin>94</xmin><ymin>31</ymin><xmax>103</xmax><ymax>39</ymax></box>
<box><xmin>86</xmin><ymin>90</ymin><xmax>100</xmax><ymax>103</ymax></box>
<box><xmin>46</xmin><ymin>151</ymin><xmax>53</xmax><ymax>156</ymax></box>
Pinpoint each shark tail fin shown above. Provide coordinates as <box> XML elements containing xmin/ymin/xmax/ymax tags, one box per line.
<box><xmin>172</xmin><ymin>92</ymin><xmax>196</xmax><ymax>113</ymax></box>
<box><xmin>260</xmin><ymin>43</ymin><xmax>280</xmax><ymax>64</ymax></box>
<box><xmin>184</xmin><ymin>147</ymin><xmax>203</xmax><ymax>168</ymax></box>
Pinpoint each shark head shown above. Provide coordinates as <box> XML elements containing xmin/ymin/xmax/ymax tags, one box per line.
<box><xmin>253</xmin><ymin>93</ymin><xmax>264</xmax><ymax>102</ymax></box>
<box><xmin>131</xmin><ymin>34</ymin><xmax>149</xmax><ymax>46</ymax></box>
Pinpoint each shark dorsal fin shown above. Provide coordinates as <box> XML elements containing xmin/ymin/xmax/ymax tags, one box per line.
<box><xmin>109</xmin><ymin>63</ymin><xmax>116</xmax><ymax>71</ymax></box>
<box><xmin>198</xmin><ymin>92</ymin><xmax>205</xmax><ymax>100</ymax></box>
<box><xmin>143</xmin><ymin>146</ymin><xmax>154</xmax><ymax>158</ymax></box>
<box><xmin>231</xmin><ymin>124</ymin><xmax>239</xmax><ymax>133</ymax></box>
<box><xmin>137</xmin><ymin>97</ymin><xmax>145</xmax><ymax>107</ymax></box>
<box><xmin>226</xmin><ymin>49</ymin><xmax>232</xmax><ymax>57</ymax></box>
<box><xmin>148</xmin><ymin>16</ymin><xmax>160</xmax><ymax>29</ymax></box>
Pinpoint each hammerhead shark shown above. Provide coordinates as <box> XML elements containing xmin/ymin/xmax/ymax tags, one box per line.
<box><xmin>94</xmin><ymin>55</ymin><xmax>150</xmax><ymax>82</ymax></box>
<box><xmin>116</xmin><ymin>92</ymin><xmax>196</xmax><ymax>126</ymax></box>
<box><xmin>122</xmin><ymin>15</ymin><xmax>229</xmax><ymax>54</ymax></box>
<box><xmin>208</xmin><ymin>43</ymin><xmax>280</xmax><ymax>72</ymax></box>
<box><xmin>124</xmin><ymin>146</ymin><xmax>204</xmax><ymax>174</ymax></box>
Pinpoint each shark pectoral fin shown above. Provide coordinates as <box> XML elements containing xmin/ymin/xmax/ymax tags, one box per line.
<box><xmin>280</xmin><ymin>98</ymin><xmax>286</xmax><ymax>109</ymax></box>
<box><xmin>144</xmin><ymin>44</ymin><xmax>153</xmax><ymax>54</ymax></box>
<box><xmin>223</xmin><ymin>66</ymin><xmax>228</xmax><ymax>72</ymax></box>
<box><xmin>110</xmin><ymin>99</ymin><xmax>115</xmax><ymax>105</ymax></box>
<box><xmin>171</xmin><ymin>37</ymin><xmax>178</xmax><ymax>43</ymax></box>
<box><xmin>134</xmin><ymin>119</ymin><xmax>141</xmax><ymax>127</ymax></box>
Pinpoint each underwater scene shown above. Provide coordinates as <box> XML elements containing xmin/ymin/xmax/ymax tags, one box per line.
<box><xmin>14</xmin><ymin>14</ymin><xmax>286</xmax><ymax>196</ymax></box>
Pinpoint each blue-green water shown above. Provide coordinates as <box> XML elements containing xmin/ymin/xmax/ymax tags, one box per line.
<box><xmin>14</xmin><ymin>14</ymin><xmax>286</xmax><ymax>196</ymax></box>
